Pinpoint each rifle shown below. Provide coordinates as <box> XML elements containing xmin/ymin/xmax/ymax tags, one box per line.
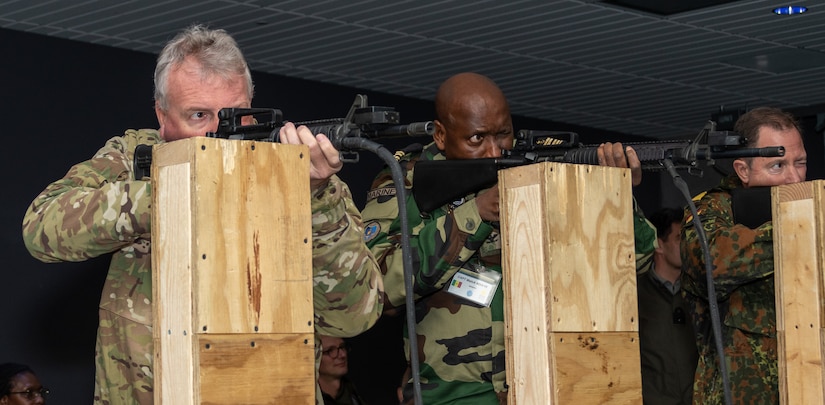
<box><xmin>412</xmin><ymin>121</ymin><xmax>785</xmax><ymax>213</ymax></box>
<box><xmin>133</xmin><ymin>94</ymin><xmax>433</xmax><ymax>179</ymax></box>
<box><xmin>206</xmin><ymin>94</ymin><xmax>432</xmax><ymax>161</ymax></box>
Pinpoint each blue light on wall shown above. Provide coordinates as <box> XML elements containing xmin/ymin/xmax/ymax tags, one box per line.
<box><xmin>773</xmin><ymin>5</ymin><xmax>808</xmax><ymax>14</ymax></box>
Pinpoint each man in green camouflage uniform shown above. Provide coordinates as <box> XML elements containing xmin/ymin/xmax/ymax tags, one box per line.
<box><xmin>21</xmin><ymin>25</ymin><xmax>383</xmax><ymax>405</ymax></box>
<box><xmin>361</xmin><ymin>72</ymin><xmax>656</xmax><ymax>404</ymax></box>
<box><xmin>681</xmin><ymin>107</ymin><xmax>807</xmax><ymax>404</ymax></box>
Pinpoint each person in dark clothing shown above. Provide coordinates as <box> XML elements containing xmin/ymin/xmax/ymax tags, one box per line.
<box><xmin>318</xmin><ymin>335</ymin><xmax>367</xmax><ymax>405</ymax></box>
<box><xmin>637</xmin><ymin>208</ymin><xmax>698</xmax><ymax>404</ymax></box>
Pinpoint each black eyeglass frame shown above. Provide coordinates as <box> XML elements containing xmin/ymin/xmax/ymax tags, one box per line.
<box><xmin>8</xmin><ymin>387</ymin><xmax>50</xmax><ymax>399</ymax></box>
<box><xmin>322</xmin><ymin>344</ymin><xmax>350</xmax><ymax>358</ymax></box>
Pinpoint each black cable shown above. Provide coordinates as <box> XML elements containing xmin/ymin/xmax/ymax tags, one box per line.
<box><xmin>340</xmin><ymin>137</ymin><xmax>423</xmax><ymax>405</ymax></box>
<box><xmin>663</xmin><ymin>158</ymin><xmax>733</xmax><ymax>405</ymax></box>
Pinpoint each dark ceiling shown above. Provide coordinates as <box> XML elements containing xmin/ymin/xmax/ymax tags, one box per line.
<box><xmin>2</xmin><ymin>0</ymin><xmax>824</xmax><ymax>139</ymax></box>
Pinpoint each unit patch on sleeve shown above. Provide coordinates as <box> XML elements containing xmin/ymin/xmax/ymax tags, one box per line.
<box><xmin>364</xmin><ymin>221</ymin><xmax>381</xmax><ymax>243</ymax></box>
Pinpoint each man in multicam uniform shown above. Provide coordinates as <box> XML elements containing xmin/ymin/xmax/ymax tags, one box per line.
<box><xmin>21</xmin><ymin>25</ymin><xmax>383</xmax><ymax>405</ymax></box>
<box><xmin>681</xmin><ymin>107</ymin><xmax>808</xmax><ymax>404</ymax></box>
<box><xmin>361</xmin><ymin>72</ymin><xmax>656</xmax><ymax>404</ymax></box>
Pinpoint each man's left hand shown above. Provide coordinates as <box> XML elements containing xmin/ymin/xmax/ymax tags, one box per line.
<box><xmin>597</xmin><ymin>142</ymin><xmax>642</xmax><ymax>186</ymax></box>
<box><xmin>279</xmin><ymin>122</ymin><xmax>343</xmax><ymax>191</ymax></box>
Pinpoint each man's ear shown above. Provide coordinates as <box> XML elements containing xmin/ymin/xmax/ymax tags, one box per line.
<box><xmin>732</xmin><ymin>158</ymin><xmax>750</xmax><ymax>186</ymax></box>
<box><xmin>155</xmin><ymin>101</ymin><xmax>167</xmax><ymax>140</ymax></box>
<box><xmin>654</xmin><ymin>238</ymin><xmax>665</xmax><ymax>255</ymax></box>
<box><xmin>155</xmin><ymin>101</ymin><xmax>166</xmax><ymax>126</ymax></box>
<box><xmin>433</xmin><ymin>120</ymin><xmax>446</xmax><ymax>150</ymax></box>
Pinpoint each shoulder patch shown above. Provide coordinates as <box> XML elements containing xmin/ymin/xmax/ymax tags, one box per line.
<box><xmin>366</xmin><ymin>186</ymin><xmax>396</xmax><ymax>202</ymax></box>
<box><xmin>364</xmin><ymin>221</ymin><xmax>381</xmax><ymax>243</ymax></box>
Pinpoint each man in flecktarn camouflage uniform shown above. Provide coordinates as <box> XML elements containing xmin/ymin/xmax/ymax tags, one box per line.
<box><xmin>361</xmin><ymin>72</ymin><xmax>655</xmax><ymax>404</ymax></box>
<box><xmin>682</xmin><ymin>107</ymin><xmax>808</xmax><ymax>404</ymax></box>
<box><xmin>22</xmin><ymin>25</ymin><xmax>383</xmax><ymax>405</ymax></box>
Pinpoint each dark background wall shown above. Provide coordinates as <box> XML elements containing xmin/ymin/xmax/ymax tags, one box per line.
<box><xmin>2</xmin><ymin>27</ymin><xmax>822</xmax><ymax>404</ymax></box>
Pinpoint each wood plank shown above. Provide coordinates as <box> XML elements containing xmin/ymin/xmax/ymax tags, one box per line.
<box><xmin>773</xmin><ymin>180</ymin><xmax>825</xmax><ymax>405</ymax></box>
<box><xmin>198</xmin><ymin>334</ymin><xmax>315</xmax><ymax>405</ymax></box>
<box><xmin>153</xmin><ymin>161</ymin><xmax>196</xmax><ymax>405</ymax></box>
<box><xmin>152</xmin><ymin>138</ymin><xmax>315</xmax><ymax>404</ymax></box>
<box><xmin>552</xmin><ymin>332</ymin><xmax>642</xmax><ymax>404</ymax></box>
<box><xmin>541</xmin><ymin>163</ymin><xmax>636</xmax><ymax>332</ymax></box>
<box><xmin>501</xmin><ymin>178</ymin><xmax>552</xmax><ymax>404</ymax></box>
<box><xmin>500</xmin><ymin>162</ymin><xmax>640</xmax><ymax>404</ymax></box>
<box><xmin>191</xmin><ymin>139</ymin><xmax>313</xmax><ymax>334</ymax></box>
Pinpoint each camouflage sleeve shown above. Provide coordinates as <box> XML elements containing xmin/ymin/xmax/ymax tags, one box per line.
<box><xmin>22</xmin><ymin>132</ymin><xmax>153</xmax><ymax>263</ymax></box>
<box><xmin>362</xmin><ymin>168</ymin><xmax>495</xmax><ymax>310</ymax></box>
<box><xmin>681</xmin><ymin>189</ymin><xmax>774</xmax><ymax>300</ymax></box>
<box><xmin>310</xmin><ymin>175</ymin><xmax>384</xmax><ymax>337</ymax></box>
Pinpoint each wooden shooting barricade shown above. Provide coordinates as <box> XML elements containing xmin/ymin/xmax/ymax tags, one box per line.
<box><xmin>772</xmin><ymin>180</ymin><xmax>825</xmax><ymax>405</ymax></box>
<box><xmin>151</xmin><ymin>137</ymin><xmax>315</xmax><ymax>404</ymax></box>
<box><xmin>499</xmin><ymin>162</ymin><xmax>642</xmax><ymax>404</ymax></box>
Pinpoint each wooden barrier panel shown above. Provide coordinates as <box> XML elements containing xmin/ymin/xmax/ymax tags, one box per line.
<box><xmin>499</xmin><ymin>162</ymin><xmax>641</xmax><ymax>404</ymax></box>
<box><xmin>772</xmin><ymin>180</ymin><xmax>825</xmax><ymax>405</ymax></box>
<box><xmin>151</xmin><ymin>137</ymin><xmax>315</xmax><ymax>404</ymax></box>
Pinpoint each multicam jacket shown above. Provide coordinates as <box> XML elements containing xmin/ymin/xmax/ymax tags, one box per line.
<box><xmin>362</xmin><ymin>142</ymin><xmax>656</xmax><ymax>405</ymax></box>
<box><xmin>681</xmin><ymin>175</ymin><xmax>777</xmax><ymax>405</ymax></box>
<box><xmin>22</xmin><ymin>129</ymin><xmax>384</xmax><ymax>405</ymax></box>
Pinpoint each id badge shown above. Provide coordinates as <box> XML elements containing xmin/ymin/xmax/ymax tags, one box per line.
<box><xmin>446</xmin><ymin>265</ymin><xmax>501</xmax><ymax>307</ymax></box>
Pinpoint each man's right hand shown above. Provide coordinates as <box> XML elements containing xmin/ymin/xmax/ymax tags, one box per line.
<box><xmin>476</xmin><ymin>185</ymin><xmax>501</xmax><ymax>222</ymax></box>
<box><xmin>279</xmin><ymin>122</ymin><xmax>343</xmax><ymax>192</ymax></box>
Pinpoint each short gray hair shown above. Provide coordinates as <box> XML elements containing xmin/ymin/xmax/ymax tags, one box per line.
<box><xmin>154</xmin><ymin>24</ymin><xmax>254</xmax><ymax>110</ymax></box>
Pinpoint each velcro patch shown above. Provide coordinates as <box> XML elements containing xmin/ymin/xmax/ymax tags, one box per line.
<box><xmin>364</xmin><ymin>221</ymin><xmax>381</xmax><ymax>243</ymax></box>
<box><xmin>366</xmin><ymin>187</ymin><xmax>396</xmax><ymax>202</ymax></box>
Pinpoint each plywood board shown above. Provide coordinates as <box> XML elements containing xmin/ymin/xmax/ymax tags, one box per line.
<box><xmin>198</xmin><ymin>334</ymin><xmax>315</xmax><ymax>405</ymax></box>
<box><xmin>152</xmin><ymin>138</ymin><xmax>315</xmax><ymax>404</ymax></box>
<box><xmin>772</xmin><ymin>180</ymin><xmax>825</xmax><ymax>405</ymax></box>
<box><xmin>500</xmin><ymin>162</ymin><xmax>640</xmax><ymax>404</ymax></box>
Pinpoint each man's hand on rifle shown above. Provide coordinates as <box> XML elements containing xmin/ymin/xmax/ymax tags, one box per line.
<box><xmin>476</xmin><ymin>185</ymin><xmax>501</xmax><ymax>222</ymax></box>
<box><xmin>279</xmin><ymin>122</ymin><xmax>343</xmax><ymax>192</ymax></box>
<box><xmin>597</xmin><ymin>142</ymin><xmax>642</xmax><ymax>186</ymax></box>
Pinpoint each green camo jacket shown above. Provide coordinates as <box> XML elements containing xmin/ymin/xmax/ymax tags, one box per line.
<box><xmin>681</xmin><ymin>175</ymin><xmax>777</xmax><ymax>405</ymax></box>
<box><xmin>22</xmin><ymin>129</ymin><xmax>384</xmax><ymax>405</ymax></box>
<box><xmin>362</xmin><ymin>142</ymin><xmax>655</xmax><ymax>405</ymax></box>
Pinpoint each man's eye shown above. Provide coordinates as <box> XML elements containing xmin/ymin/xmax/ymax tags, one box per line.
<box><xmin>767</xmin><ymin>162</ymin><xmax>784</xmax><ymax>173</ymax></box>
<box><xmin>190</xmin><ymin>112</ymin><xmax>207</xmax><ymax>120</ymax></box>
<box><xmin>469</xmin><ymin>134</ymin><xmax>483</xmax><ymax>143</ymax></box>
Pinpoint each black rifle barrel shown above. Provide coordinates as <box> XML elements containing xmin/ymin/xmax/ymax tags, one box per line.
<box><xmin>303</xmin><ymin>121</ymin><xmax>434</xmax><ymax>148</ymax></box>
<box><xmin>539</xmin><ymin>144</ymin><xmax>785</xmax><ymax>166</ymax></box>
<box><xmin>696</xmin><ymin>146</ymin><xmax>785</xmax><ymax>160</ymax></box>
<box><xmin>372</xmin><ymin>121</ymin><xmax>434</xmax><ymax>138</ymax></box>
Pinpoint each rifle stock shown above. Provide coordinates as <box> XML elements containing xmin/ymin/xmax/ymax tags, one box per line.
<box><xmin>412</xmin><ymin>121</ymin><xmax>785</xmax><ymax>213</ymax></box>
